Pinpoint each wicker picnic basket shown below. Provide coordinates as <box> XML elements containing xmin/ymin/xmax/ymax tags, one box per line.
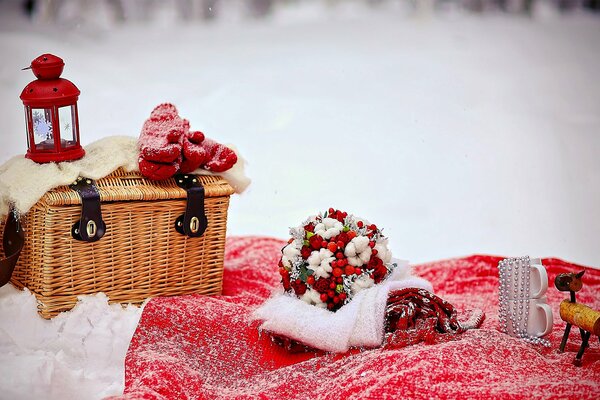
<box><xmin>0</xmin><ymin>168</ymin><xmax>234</xmax><ymax>318</ymax></box>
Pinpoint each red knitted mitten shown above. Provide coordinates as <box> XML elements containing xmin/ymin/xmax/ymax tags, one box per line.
<box><xmin>138</xmin><ymin>103</ymin><xmax>185</xmax><ymax>180</ymax></box>
<box><xmin>202</xmin><ymin>139</ymin><xmax>238</xmax><ymax>172</ymax></box>
<box><xmin>139</xmin><ymin>157</ymin><xmax>182</xmax><ymax>181</ymax></box>
<box><xmin>180</xmin><ymin>133</ymin><xmax>238</xmax><ymax>173</ymax></box>
<box><xmin>180</xmin><ymin>129</ymin><xmax>209</xmax><ymax>173</ymax></box>
<box><xmin>139</xmin><ymin>103</ymin><xmax>238</xmax><ymax>178</ymax></box>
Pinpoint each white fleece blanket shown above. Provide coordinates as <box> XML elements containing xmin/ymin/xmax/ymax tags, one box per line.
<box><xmin>253</xmin><ymin>259</ymin><xmax>433</xmax><ymax>353</ymax></box>
<box><xmin>0</xmin><ymin>136</ymin><xmax>250</xmax><ymax>220</ymax></box>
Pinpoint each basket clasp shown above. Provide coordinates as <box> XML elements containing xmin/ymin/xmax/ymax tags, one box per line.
<box><xmin>174</xmin><ymin>174</ymin><xmax>208</xmax><ymax>238</ymax></box>
<box><xmin>70</xmin><ymin>177</ymin><xmax>106</xmax><ymax>242</ymax></box>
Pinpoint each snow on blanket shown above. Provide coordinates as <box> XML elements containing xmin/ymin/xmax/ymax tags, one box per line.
<box><xmin>111</xmin><ymin>237</ymin><xmax>600</xmax><ymax>400</ymax></box>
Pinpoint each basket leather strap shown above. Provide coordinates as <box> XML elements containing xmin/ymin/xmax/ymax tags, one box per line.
<box><xmin>174</xmin><ymin>174</ymin><xmax>208</xmax><ymax>238</ymax></box>
<box><xmin>0</xmin><ymin>210</ymin><xmax>24</xmax><ymax>287</ymax></box>
<box><xmin>70</xmin><ymin>177</ymin><xmax>106</xmax><ymax>242</ymax></box>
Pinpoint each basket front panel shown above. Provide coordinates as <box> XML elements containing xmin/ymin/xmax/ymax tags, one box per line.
<box><xmin>8</xmin><ymin>195</ymin><xmax>229</xmax><ymax>317</ymax></box>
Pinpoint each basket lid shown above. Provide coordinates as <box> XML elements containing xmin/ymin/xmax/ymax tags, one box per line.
<box><xmin>40</xmin><ymin>168</ymin><xmax>235</xmax><ymax>206</ymax></box>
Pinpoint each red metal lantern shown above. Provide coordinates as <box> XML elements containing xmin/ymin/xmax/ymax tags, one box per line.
<box><xmin>20</xmin><ymin>54</ymin><xmax>85</xmax><ymax>163</ymax></box>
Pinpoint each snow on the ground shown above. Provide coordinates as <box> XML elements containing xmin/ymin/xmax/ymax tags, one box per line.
<box><xmin>0</xmin><ymin>1</ymin><xmax>599</xmax><ymax>399</ymax></box>
<box><xmin>0</xmin><ymin>284</ymin><xmax>142</xmax><ymax>399</ymax></box>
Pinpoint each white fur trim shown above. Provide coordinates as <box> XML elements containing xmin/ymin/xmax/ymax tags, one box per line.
<box><xmin>253</xmin><ymin>259</ymin><xmax>434</xmax><ymax>353</ymax></box>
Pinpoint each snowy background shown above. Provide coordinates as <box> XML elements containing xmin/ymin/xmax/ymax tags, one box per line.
<box><xmin>1</xmin><ymin>0</ymin><xmax>599</xmax><ymax>399</ymax></box>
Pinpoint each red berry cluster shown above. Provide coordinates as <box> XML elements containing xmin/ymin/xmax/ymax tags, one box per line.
<box><xmin>278</xmin><ymin>208</ymin><xmax>391</xmax><ymax>312</ymax></box>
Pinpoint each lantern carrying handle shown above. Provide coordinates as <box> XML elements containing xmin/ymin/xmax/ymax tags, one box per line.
<box><xmin>0</xmin><ymin>210</ymin><xmax>24</xmax><ymax>287</ymax></box>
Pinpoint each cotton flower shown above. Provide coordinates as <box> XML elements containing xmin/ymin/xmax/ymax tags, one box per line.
<box><xmin>344</xmin><ymin>236</ymin><xmax>372</xmax><ymax>267</ymax></box>
<box><xmin>281</xmin><ymin>243</ymin><xmax>300</xmax><ymax>269</ymax></box>
<box><xmin>374</xmin><ymin>239</ymin><xmax>392</xmax><ymax>264</ymax></box>
<box><xmin>314</xmin><ymin>217</ymin><xmax>343</xmax><ymax>240</ymax></box>
<box><xmin>351</xmin><ymin>274</ymin><xmax>374</xmax><ymax>294</ymax></box>
<box><xmin>302</xmin><ymin>215</ymin><xmax>318</xmax><ymax>226</ymax></box>
<box><xmin>307</xmin><ymin>248</ymin><xmax>335</xmax><ymax>279</ymax></box>
<box><xmin>301</xmin><ymin>289</ymin><xmax>326</xmax><ymax>308</ymax></box>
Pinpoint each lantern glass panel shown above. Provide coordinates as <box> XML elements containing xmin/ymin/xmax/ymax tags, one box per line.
<box><xmin>24</xmin><ymin>106</ymin><xmax>30</xmax><ymax>149</ymax></box>
<box><xmin>31</xmin><ymin>108</ymin><xmax>55</xmax><ymax>151</ymax></box>
<box><xmin>58</xmin><ymin>105</ymin><xmax>77</xmax><ymax>148</ymax></box>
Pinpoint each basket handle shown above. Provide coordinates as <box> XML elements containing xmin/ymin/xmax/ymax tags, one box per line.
<box><xmin>0</xmin><ymin>210</ymin><xmax>24</xmax><ymax>287</ymax></box>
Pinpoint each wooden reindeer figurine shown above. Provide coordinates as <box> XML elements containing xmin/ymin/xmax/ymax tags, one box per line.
<box><xmin>554</xmin><ymin>270</ymin><xmax>600</xmax><ymax>366</ymax></box>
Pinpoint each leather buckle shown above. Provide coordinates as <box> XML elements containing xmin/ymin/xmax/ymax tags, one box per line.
<box><xmin>174</xmin><ymin>174</ymin><xmax>208</xmax><ymax>238</ymax></box>
<box><xmin>70</xmin><ymin>177</ymin><xmax>106</xmax><ymax>242</ymax></box>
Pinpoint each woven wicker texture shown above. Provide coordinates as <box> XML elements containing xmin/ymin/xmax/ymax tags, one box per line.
<box><xmin>1</xmin><ymin>168</ymin><xmax>234</xmax><ymax>319</ymax></box>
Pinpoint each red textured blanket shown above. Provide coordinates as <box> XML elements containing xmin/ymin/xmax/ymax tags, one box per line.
<box><xmin>114</xmin><ymin>237</ymin><xmax>600</xmax><ymax>399</ymax></box>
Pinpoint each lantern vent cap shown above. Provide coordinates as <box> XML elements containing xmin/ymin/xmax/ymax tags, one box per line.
<box><xmin>29</xmin><ymin>54</ymin><xmax>65</xmax><ymax>80</ymax></box>
<box><xmin>20</xmin><ymin>54</ymin><xmax>80</xmax><ymax>106</ymax></box>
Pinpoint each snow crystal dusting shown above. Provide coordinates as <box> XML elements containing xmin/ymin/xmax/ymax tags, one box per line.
<box><xmin>0</xmin><ymin>2</ymin><xmax>599</xmax><ymax>398</ymax></box>
<box><xmin>111</xmin><ymin>239</ymin><xmax>600</xmax><ymax>399</ymax></box>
